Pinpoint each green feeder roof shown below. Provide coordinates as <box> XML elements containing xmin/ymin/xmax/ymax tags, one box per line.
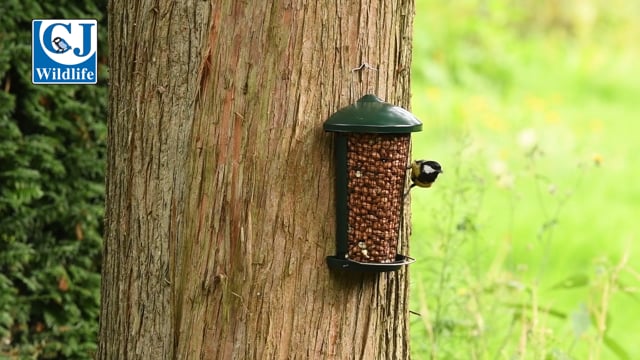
<box><xmin>324</xmin><ymin>94</ymin><xmax>422</xmax><ymax>133</ymax></box>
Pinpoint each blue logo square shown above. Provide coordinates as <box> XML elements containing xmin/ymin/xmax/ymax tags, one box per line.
<box><xmin>32</xmin><ymin>19</ymin><xmax>98</xmax><ymax>85</ymax></box>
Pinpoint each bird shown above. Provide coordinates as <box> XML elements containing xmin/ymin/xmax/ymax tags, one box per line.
<box><xmin>408</xmin><ymin>160</ymin><xmax>443</xmax><ymax>191</ymax></box>
<box><xmin>52</xmin><ymin>37</ymin><xmax>71</xmax><ymax>53</ymax></box>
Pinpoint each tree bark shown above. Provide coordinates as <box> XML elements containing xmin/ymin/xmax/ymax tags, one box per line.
<box><xmin>99</xmin><ymin>1</ymin><xmax>415</xmax><ymax>359</ymax></box>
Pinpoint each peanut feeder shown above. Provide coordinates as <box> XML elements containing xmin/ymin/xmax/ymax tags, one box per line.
<box><xmin>324</xmin><ymin>95</ymin><xmax>422</xmax><ymax>272</ymax></box>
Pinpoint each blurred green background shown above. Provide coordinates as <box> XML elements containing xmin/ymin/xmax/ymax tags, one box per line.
<box><xmin>409</xmin><ymin>0</ymin><xmax>640</xmax><ymax>359</ymax></box>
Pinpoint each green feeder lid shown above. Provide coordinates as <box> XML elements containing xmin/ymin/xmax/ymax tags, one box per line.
<box><xmin>324</xmin><ymin>94</ymin><xmax>422</xmax><ymax>133</ymax></box>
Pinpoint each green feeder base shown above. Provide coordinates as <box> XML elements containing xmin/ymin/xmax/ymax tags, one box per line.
<box><xmin>326</xmin><ymin>254</ymin><xmax>415</xmax><ymax>272</ymax></box>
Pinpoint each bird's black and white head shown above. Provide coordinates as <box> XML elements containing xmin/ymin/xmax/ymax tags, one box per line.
<box><xmin>420</xmin><ymin>160</ymin><xmax>442</xmax><ymax>175</ymax></box>
<box><xmin>409</xmin><ymin>159</ymin><xmax>443</xmax><ymax>189</ymax></box>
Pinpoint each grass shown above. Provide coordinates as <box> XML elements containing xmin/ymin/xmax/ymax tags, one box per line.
<box><xmin>408</xmin><ymin>1</ymin><xmax>640</xmax><ymax>359</ymax></box>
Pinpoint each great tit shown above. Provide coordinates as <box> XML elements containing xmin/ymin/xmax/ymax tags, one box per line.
<box><xmin>409</xmin><ymin>160</ymin><xmax>443</xmax><ymax>189</ymax></box>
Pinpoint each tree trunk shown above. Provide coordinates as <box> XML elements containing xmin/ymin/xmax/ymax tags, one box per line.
<box><xmin>99</xmin><ymin>1</ymin><xmax>415</xmax><ymax>359</ymax></box>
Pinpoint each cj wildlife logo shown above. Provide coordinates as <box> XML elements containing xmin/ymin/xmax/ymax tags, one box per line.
<box><xmin>32</xmin><ymin>19</ymin><xmax>98</xmax><ymax>85</ymax></box>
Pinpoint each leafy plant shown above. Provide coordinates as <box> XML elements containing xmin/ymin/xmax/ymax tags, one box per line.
<box><xmin>0</xmin><ymin>0</ymin><xmax>107</xmax><ymax>358</ymax></box>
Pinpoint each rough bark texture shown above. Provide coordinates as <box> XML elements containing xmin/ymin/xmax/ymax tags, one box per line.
<box><xmin>99</xmin><ymin>1</ymin><xmax>415</xmax><ymax>359</ymax></box>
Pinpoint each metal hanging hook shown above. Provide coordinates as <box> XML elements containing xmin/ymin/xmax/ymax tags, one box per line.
<box><xmin>349</xmin><ymin>62</ymin><xmax>377</xmax><ymax>102</ymax></box>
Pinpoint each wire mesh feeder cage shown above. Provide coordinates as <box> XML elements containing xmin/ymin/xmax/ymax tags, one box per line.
<box><xmin>324</xmin><ymin>94</ymin><xmax>422</xmax><ymax>272</ymax></box>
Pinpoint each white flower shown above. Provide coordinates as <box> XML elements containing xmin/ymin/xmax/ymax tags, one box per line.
<box><xmin>489</xmin><ymin>160</ymin><xmax>514</xmax><ymax>189</ymax></box>
<box><xmin>490</xmin><ymin>160</ymin><xmax>508</xmax><ymax>176</ymax></box>
<box><xmin>517</xmin><ymin>128</ymin><xmax>538</xmax><ymax>150</ymax></box>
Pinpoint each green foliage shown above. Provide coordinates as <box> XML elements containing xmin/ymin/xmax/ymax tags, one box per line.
<box><xmin>410</xmin><ymin>0</ymin><xmax>640</xmax><ymax>359</ymax></box>
<box><xmin>0</xmin><ymin>0</ymin><xmax>107</xmax><ymax>358</ymax></box>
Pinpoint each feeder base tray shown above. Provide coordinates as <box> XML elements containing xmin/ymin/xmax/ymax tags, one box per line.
<box><xmin>326</xmin><ymin>254</ymin><xmax>415</xmax><ymax>272</ymax></box>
